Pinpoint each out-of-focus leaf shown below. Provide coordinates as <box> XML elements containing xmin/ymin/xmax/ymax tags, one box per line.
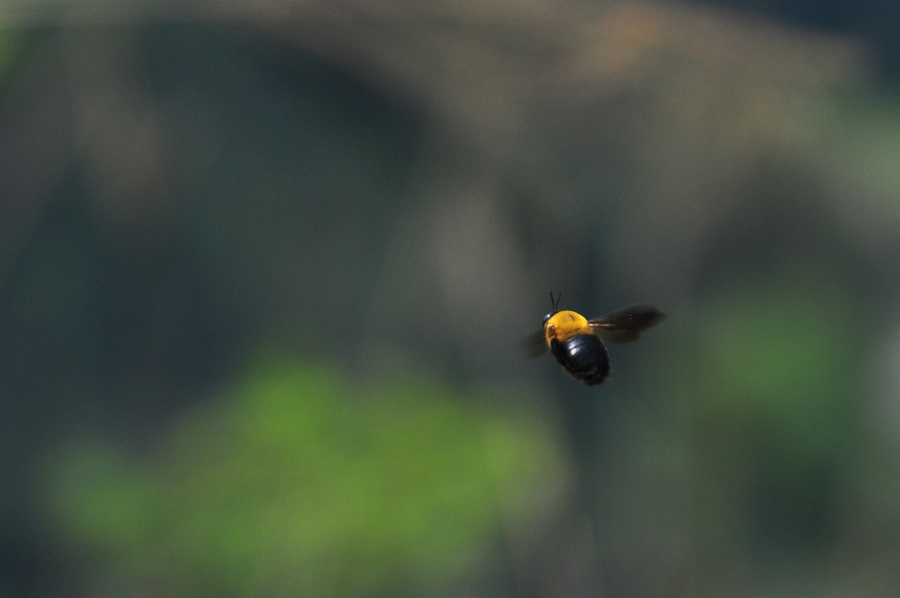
<box><xmin>44</xmin><ymin>361</ymin><xmax>569</xmax><ymax>597</ymax></box>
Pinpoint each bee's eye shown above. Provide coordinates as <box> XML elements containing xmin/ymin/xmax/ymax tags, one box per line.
<box><xmin>542</xmin><ymin>313</ymin><xmax>553</xmax><ymax>325</ymax></box>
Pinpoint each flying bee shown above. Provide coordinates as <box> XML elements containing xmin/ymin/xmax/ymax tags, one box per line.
<box><xmin>524</xmin><ymin>292</ymin><xmax>665</xmax><ymax>385</ymax></box>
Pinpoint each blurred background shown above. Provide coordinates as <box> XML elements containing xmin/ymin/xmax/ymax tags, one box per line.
<box><xmin>1</xmin><ymin>0</ymin><xmax>900</xmax><ymax>596</ymax></box>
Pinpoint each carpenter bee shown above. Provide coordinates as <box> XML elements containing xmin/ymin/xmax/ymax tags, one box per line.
<box><xmin>524</xmin><ymin>292</ymin><xmax>665</xmax><ymax>385</ymax></box>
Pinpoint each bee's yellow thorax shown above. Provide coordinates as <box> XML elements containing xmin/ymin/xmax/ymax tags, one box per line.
<box><xmin>544</xmin><ymin>311</ymin><xmax>592</xmax><ymax>344</ymax></box>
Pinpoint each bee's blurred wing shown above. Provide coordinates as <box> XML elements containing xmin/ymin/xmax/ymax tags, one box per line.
<box><xmin>521</xmin><ymin>329</ymin><xmax>548</xmax><ymax>358</ymax></box>
<box><xmin>589</xmin><ymin>304</ymin><xmax>666</xmax><ymax>344</ymax></box>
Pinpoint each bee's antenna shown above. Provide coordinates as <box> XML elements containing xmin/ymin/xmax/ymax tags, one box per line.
<box><xmin>549</xmin><ymin>290</ymin><xmax>561</xmax><ymax>313</ymax></box>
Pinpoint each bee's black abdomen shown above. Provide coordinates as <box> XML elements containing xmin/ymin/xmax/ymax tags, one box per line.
<box><xmin>550</xmin><ymin>334</ymin><xmax>611</xmax><ymax>385</ymax></box>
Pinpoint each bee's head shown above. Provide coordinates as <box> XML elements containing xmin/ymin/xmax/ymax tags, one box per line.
<box><xmin>542</xmin><ymin>290</ymin><xmax>561</xmax><ymax>325</ymax></box>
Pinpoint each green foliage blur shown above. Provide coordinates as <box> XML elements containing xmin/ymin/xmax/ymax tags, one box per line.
<box><xmin>44</xmin><ymin>363</ymin><xmax>567</xmax><ymax>597</ymax></box>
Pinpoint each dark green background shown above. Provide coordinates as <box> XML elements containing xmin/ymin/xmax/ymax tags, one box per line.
<box><xmin>2</xmin><ymin>3</ymin><xmax>900</xmax><ymax>596</ymax></box>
